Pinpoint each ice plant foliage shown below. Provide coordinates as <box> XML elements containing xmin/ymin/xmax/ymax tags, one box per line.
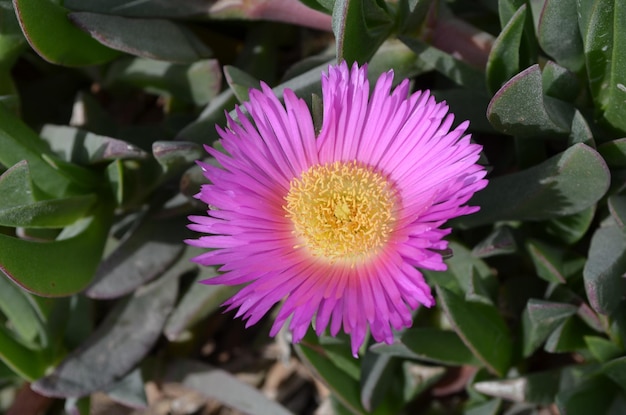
<box><xmin>187</xmin><ymin>62</ymin><xmax>487</xmax><ymax>355</ymax></box>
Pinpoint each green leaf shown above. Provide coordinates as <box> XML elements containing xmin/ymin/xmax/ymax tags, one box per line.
<box><xmin>542</xmin><ymin>60</ymin><xmax>582</xmax><ymax>102</ymax></box>
<box><xmin>487</xmin><ymin>64</ymin><xmax>573</xmax><ymax>137</ymax></box>
<box><xmin>296</xmin><ymin>330</ymin><xmax>367</xmax><ymax>415</ymax></box>
<box><xmin>522</xmin><ymin>299</ymin><xmax>578</xmax><ymax>356</ymax></box>
<box><xmin>152</xmin><ymin>141</ymin><xmax>203</xmax><ymax>175</ymax></box>
<box><xmin>598</xmin><ymin>138</ymin><xmax>626</xmax><ymax>168</ymax></box>
<box><xmin>537</xmin><ymin>0</ymin><xmax>585</xmax><ymax>72</ymax></box>
<box><xmin>164</xmin><ymin>359</ymin><xmax>293</xmax><ymax>415</ymax></box>
<box><xmin>465</xmin><ymin>399</ymin><xmax>502</xmax><ymax>415</ymax></box>
<box><xmin>224</xmin><ymin>65</ymin><xmax>261</xmax><ymax>104</ymax></box>
<box><xmin>603</xmin><ymin>357</ymin><xmax>626</xmax><ymax>391</ymax></box>
<box><xmin>431</xmin><ymin>242</ymin><xmax>494</xmax><ymax>295</ymax></box>
<box><xmin>584</xmin><ymin>336</ymin><xmax>622</xmax><ymax>362</ymax></box>
<box><xmin>0</xmin><ymin>202</ymin><xmax>112</xmax><ymax>297</ymax></box>
<box><xmin>578</xmin><ymin>0</ymin><xmax>626</xmax><ymax>133</ymax></box>
<box><xmin>106</xmin><ymin>58</ymin><xmax>222</xmax><ymax>106</ymax></box>
<box><xmin>360</xmin><ymin>353</ymin><xmax>398</xmax><ymax>412</ymax></box>
<box><xmin>31</xmin><ymin>273</ymin><xmax>178</xmax><ymax>397</ymax></box>
<box><xmin>609</xmin><ymin>195</ymin><xmax>626</xmax><ymax>228</ymax></box>
<box><xmin>472</xmin><ymin>226</ymin><xmax>517</xmax><ymax>258</ymax></box>
<box><xmin>556</xmin><ymin>375</ymin><xmax>621</xmax><ymax>415</ymax></box>
<box><xmin>0</xmin><ymin>105</ymin><xmax>80</xmax><ymax>198</ymax></box>
<box><xmin>0</xmin><ymin>325</ymin><xmax>46</xmax><ymax>381</ymax></box>
<box><xmin>371</xmin><ymin>328</ymin><xmax>481</xmax><ymax>366</ymax></box>
<box><xmin>459</xmin><ymin>144</ymin><xmax>610</xmax><ymax>227</ymax></box>
<box><xmin>399</xmin><ymin>36</ymin><xmax>486</xmax><ymax>90</ymax></box>
<box><xmin>526</xmin><ymin>239</ymin><xmax>585</xmax><ymax>283</ymax></box>
<box><xmin>486</xmin><ymin>4</ymin><xmax>527</xmax><ymax>94</ymax></box>
<box><xmin>0</xmin><ymin>193</ymin><xmax>97</xmax><ymax>228</ymax></box>
<box><xmin>63</xmin><ymin>0</ymin><xmax>208</xmax><ymax>18</ymax></box>
<box><xmin>584</xmin><ymin>224</ymin><xmax>626</xmax><ymax>315</ymax></box>
<box><xmin>13</xmin><ymin>0</ymin><xmax>119</xmax><ymax>66</ymax></box>
<box><xmin>0</xmin><ymin>161</ymin><xmax>97</xmax><ymax>228</ymax></box>
<box><xmin>436</xmin><ymin>286</ymin><xmax>512</xmax><ymax>376</ymax></box>
<box><xmin>0</xmin><ymin>274</ymin><xmax>44</xmax><ymax>343</ymax></box>
<box><xmin>545</xmin><ymin>316</ymin><xmax>595</xmax><ymax>353</ymax></box>
<box><xmin>545</xmin><ymin>206</ymin><xmax>595</xmax><ymax>244</ymax></box>
<box><xmin>333</xmin><ymin>0</ymin><xmax>394</xmax><ymax>64</ymax></box>
<box><xmin>0</xmin><ymin>1</ymin><xmax>26</xmax><ymax>63</ymax></box>
<box><xmin>40</xmin><ymin>125</ymin><xmax>147</xmax><ymax>165</ymax></box>
<box><xmin>401</xmin><ymin>362</ymin><xmax>445</xmax><ymax>403</ymax></box>
<box><xmin>68</xmin><ymin>12</ymin><xmax>212</xmax><ymax>63</ymax></box>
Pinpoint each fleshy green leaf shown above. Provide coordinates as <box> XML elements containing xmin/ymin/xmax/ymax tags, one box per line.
<box><xmin>465</xmin><ymin>399</ymin><xmax>502</xmax><ymax>415</ymax></box>
<box><xmin>106</xmin><ymin>58</ymin><xmax>222</xmax><ymax>106</ymax></box>
<box><xmin>0</xmin><ymin>325</ymin><xmax>46</xmax><ymax>381</ymax></box>
<box><xmin>436</xmin><ymin>286</ymin><xmax>512</xmax><ymax>376</ymax></box>
<box><xmin>360</xmin><ymin>353</ymin><xmax>398</xmax><ymax>412</ymax></box>
<box><xmin>578</xmin><ymin>0</ymin><xmax>626</xmax><ymax>133</ymax></box>
<box><xmin>487</xmin><ymin>64</ymin><xmax>572</xmax><ymax>137</ymax></box>
<box><xmin>608</xmin><ymin>195</ymin><xmax>626</xmax><ymax>228</ymax></box>
<box><xmin>472</xmin><ymin>226</ymin><xmax>517</xmax><ymax>258</ymax></box>
<box><xmin>526</xmin><ymin>239</ymin><xmax>585</xmax><ymax>284</ymax></box>
<box><xmin>31</xmin><ymin>273</ymin><xmax>178</xmax><ymax>397</ymax></box>
<box><xmin>584</xmin><ymin>336</ymin><xmax>622</xmax><ymax>362</ymax></box>
<box><xmin>63</xmin><ymin>0</ymin><xmax>207</xmax><ymax>18</ymax></box>
<box><xmin>0</xmin><ymin>193</ymin><xmax>97</xmax><ymax>228</ymax></box>
<box><xmin>296</xmin><ymin>330</ymin><xmax>367</xmax><ymax>415</ymax></box>
<box><xmin>399</xmin><ymin>36</ymin><xmax>486</xmax><ymax>90</ymax></box>
<box><xmin>0</xmin><ymin>105</ymin><xmax>82</xmax><ymax>198</ymax></box>
<box><xmin>522</xmin><ymin>299</ymin><xmax>578</xmax><ymax>356</ymax></box>
<box><xmin>40</xmin><ymin>125</ymin><xmax>147</xmax><ymax>165</ymax></box>
<box><xmin>603</xmin><ymin>357</ymin><xmax>626</xmax><ymax>391</ymax></box>
<box><xmin>152</xmin><ymin>141</ymin><xmax>203</xmax><ymax>175</ymax></box>
<box><xmin>333</xmin><ymin>0</ymin><xmax>394</xmax><ymax>64</ymax></box>
<box><xmin>0</xmin><ymin>274</ymin><xmax>44</xmax><ymax>343</ymax></box>
<box><xmin>583</xmin><ymin>224</ymin><xmax>626</xmax><ymax>315</ymax></box>
<box><xmin>598</xmin><ymin>138</ymin><xmax>626</xmax><ymax>168</ymax></box>
<box><xmin>224</xmin><ymin>65</ymin><xmax>261</xmax><ymax>103</ymax></box>
<box><xmin>371</xmin><ymin>328</ymin><xmax>481</xmax><ymax>366</ymax></box>
<box><xmin>401</xmin><ymin>362</ymin><xmax>445</xmax><ymax>403</ymax></box>
<box><xmin>68</xmin><ymin>12</ymin><xmax>212</xmax><ymax>63</ymax></box>
<box><xmin>545</xmin><ymin>206</ymin><xmax>596</xmax><ymax>244</ymax></box>
<box><xmin>0</xmin><ymin>202</ymin><xmax>112</xmax><ymax>297</ymax></box>
<box><xmin>537</xmin><ymin>0</ymin><xmax>585</xmax><ymax>72</ymax></box>
<box><xmin>486</xmin><ymin>4</ymin><xmax>527</xmax><ymax>94</ymax></box>
<box><xmin>545</xmin><ymin>316</ymin><xmax>595</xmax><ymax>353</ymax></box>
<box><xmin>556</xmin><ymin>375</ymin><xmax>622</xmax><ymax>415</ymax></box>
<box><xmin>424</xmin><ymin>241</ymin><xmax>494</xmax><ymax>297</ymax></box>
<box><xmin>12</xmin><ymin>0</ymin><xmax>119</xmax><ymax>66</ymax></box>
<box><xmin>460</xmin><ymin>144</ymin><xmax>610</xmax><ymax>227</ymax></box>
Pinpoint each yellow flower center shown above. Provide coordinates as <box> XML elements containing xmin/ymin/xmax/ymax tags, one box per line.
<box><xmin>284</xmin><ymin>161</ymin><xmax>398</xmax><ymax>264</ymax></box>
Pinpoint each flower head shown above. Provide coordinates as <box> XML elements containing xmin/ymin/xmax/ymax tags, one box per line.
<box><xmin>187</xmin><ymin>62</ymin><xmax>487</xmax><ymax>356</ymax></box>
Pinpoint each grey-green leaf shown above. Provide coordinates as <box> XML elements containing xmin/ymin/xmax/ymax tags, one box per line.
<box><xmin>459</xmin><ymin>144</ymin><xmax>609</xmax><ymax>227</ymax></box>
<box><xmin>583</xmin><ymin>224</ymin><xmax>626</xmax><ymax>315</ymax></box>
<box><xmin>31</xmin><ymin>274</ymin><xmax>178</xmax><ymax>397</ymax></box>
<box><xmin>69</xmin><ymin>12</ymin><xmax>212</xmax><ymax>63</ymax></box>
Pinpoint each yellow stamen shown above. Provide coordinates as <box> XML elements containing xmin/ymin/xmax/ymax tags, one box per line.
<box><xmin>284</xmin><ymin>161</ymin><xmax>398</xmax><ymax>265</ymax></box>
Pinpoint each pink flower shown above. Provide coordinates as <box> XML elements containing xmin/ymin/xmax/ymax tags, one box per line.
<box><xmin>187</xmin><ymin>62</ymin><xmax>487</xmax><ymax>356</ymax></box>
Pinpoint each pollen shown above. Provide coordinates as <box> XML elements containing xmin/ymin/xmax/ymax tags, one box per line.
<box><xmin>284</xmin><ymin>161</ymin><xmax>398</xmax><ymax>264</ymax></box>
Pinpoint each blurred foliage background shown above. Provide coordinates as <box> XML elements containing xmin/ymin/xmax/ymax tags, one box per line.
<box><xmin>1</xmin><ymin>0</ymin><xmax>626</xmax><ymax>414</ymax></box>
